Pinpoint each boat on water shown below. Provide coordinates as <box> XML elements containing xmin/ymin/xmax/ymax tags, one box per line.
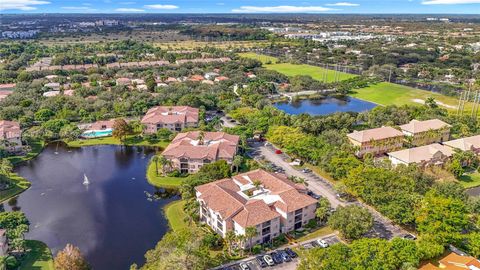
<box><xmin>83</xmin><ymin>174</ymin><xmax>90</xmax><ymax>185</ymax></box>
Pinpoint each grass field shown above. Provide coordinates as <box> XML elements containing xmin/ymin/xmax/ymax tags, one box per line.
<box><xmin>164</xmin><ymin>200</ymin><xmax>189</xmax><ymax>232</ymax></box>
<box><xmin>459</xmin><ymin>171</ymin><xmax>480</xmax><ymax>189</ymax></box>
<box><xmin>296</xmin><ymin>226</ymin><xmax>335</xmax><ymax>242</ymax></box>
<box><xmin>67</xmin><ymin>136</ymin><xmax>169</xmax><ymax>149</ymax></box>
<box><xmin>19</xmin><ymin>240</ymin><xmax>54</xmax><ymax>270</ymax></box>
<box><xmin>0</xmin><ymin>173</ymin><xmax>31</xmax><ymax>203</ymax></box>
<box><xmin>238</xmin><ymin>52</ymin><xmax>356</xmax><ymax>83</ymax></box>
<box><xmin>146</xmin><ymin>160</ymin><xmax>190</xmax><ymax>188</ymax></box>
<box><xmin>349</xmin><ymin>82</ymin><xmax>466</xmax><ymax>110</ymax></box>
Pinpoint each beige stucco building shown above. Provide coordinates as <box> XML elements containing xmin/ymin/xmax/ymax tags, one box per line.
<box><xmin>141</xmin><ymin>106</ymin><xmax>199</xmax><ymax>134</ymax></box>
<box><xmin>162</xmin><ymin>131</ymin><xmax>240</xmax><ymax>174</ymax></box>
<box><xmin>399</xmin><ymin>119</ymin><xmax>451</xmax><ymax>146</ymax></box>
<box><xmin>347</xmin><ymin>126</ymin><xmax>405</xmax><ymax>157</ymax></box>
<box><xmin>195</xmin><ymin>169</ymin><xmax>317</xmax><ymax>247</ymax></box>
<box><xmin>0</xmin><ymin>120</ymin><xmax>22</xmax><ymax>152</ymax></box>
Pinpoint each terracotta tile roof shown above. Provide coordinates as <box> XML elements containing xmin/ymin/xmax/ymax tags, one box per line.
<box><xmin>0</xmin><ymin>84</ymin><xmax>15</xmax><ymax>89</ymax></box>
<box><xmin>418</xmin><ymin>263</ymin><xmax>440</xmax><ymax>270</ymax></box>
<box><xmin>0</xmin><ymin>120</ymin><xmax>21</xmax><ymax>140</ymax></box>
<box><xmin>141</xmin><ymin>106</ymin><xmax>199</xmax><ymax>125</ymax></box>
<box><xmin>438</xmin><ymin>252</ymin><xmax>480</xmax><ymax>270</ymax></box>
<box><xmin>90</xmin><ymin>120</ymin><xmax>115</xmax><ymax>130</ymax></box>
<box><xmin>232</xmin><ymin>200</ymin><xmax>281</xmax><ymax>228</ymax></box>
<box><xmin>0</xmin><ymin>90</ymin><xmax>13</xmax><ymax>101</ymax></box>
<box><xmin>347</xmin><ymin>126</ymin><xmax>404</xmax><ymax>143</ymax></box>
<box><xmin>196</xmin><ymin>169</ymin><xmax>316</xmax><ymax>227</ymax></box>
<box><xmin>189</xmin><ymin>75</ymin><xmax>205</xmax><ymax>82</ymax></box>
<box><xmin>443</xmin><ymin>135</ymin><xmax>480</xmax><ymax>152</ymax></box>
<box><xmin>388</xmin><ymin>143</ymin><xmax>454</xmax><ymax>164</ymax></box>
<box><xmin>162</xmin><ymin>131</ymin><xmax>239</xmax><ymax>160</ymax></box>
<box><xmin>400</xmin><ymin>119</ymin><xmax>451</xmax><ymax>134</ymax></box>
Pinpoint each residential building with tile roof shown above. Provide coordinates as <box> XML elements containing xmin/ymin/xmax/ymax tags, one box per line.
<box><xmin>0</xmin><ymin>120</ymin><xmax>22</xmax><ymax>152</ymax></box>
<box><xmin>399</xmin><ymin>119</ymin><xmax>451</xmax><ymax>146</ymax></box>
<box><xmin>162</xmin><ymin>131</ymin><xmax>239</xmax><ymax>174</ymax></box>
<box><xmin>443</xmin><ymin>135</ymin><xmax>480</xmax><ymax>155</ymax></box>
<box><xmin>347</xmin><ymin>126</ymin><xmax>405</xmax><ymax>157</ymax></box>
<box><xmin>419</xmin><ymin>252</ymin><xmax>480</xmax><ymax>270</ymax></box>
<box><xmin>388</xmin><ymin>143</ymin><xmax>454</xmax><ymax>166</ymax></box>
<box><xmin>195</xmin><ymin>169</ymin><xmax>317</xmax><ymax>247</ymax></box>
<box><xmin>141</xmin><ymin>106</ymin><xmax>199</xmax><ymax>134</ymax></box>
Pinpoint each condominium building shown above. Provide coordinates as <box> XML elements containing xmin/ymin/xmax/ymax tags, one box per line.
<box><xmin>388</xmin><ymin>143</ymin><xmax>454</xmax><ymax>167</ymax></box>
<box><xmin>195</xmin><ymin>169</ymin><xmax>317</xmax><ymax>247</ymax></box>
<box><xmin>162</xmin><ymin>131</ymin><xmax>240</xmax><ymax>174</ymax></box>
<box><xmin>443</xmin><ymin>135</ymin><xmax>480</xmax><ymax>155</ymax></box>
<box><xmin>347</xmin><ymin>126</ymin><xmax>405</xmax><ymax>157</ymax></box>
<box><xmin>0</xmin><ymin>120</ymin><xmax>22</xmax><ymax>152</ymax></box>
<box><xmin>399</xmin><ymin>119</ymin><xmax>451</xmax><ymax>146</ymax></box>
<box><xmin>141</xmin><ymin>106</ymin><xmax>199</xmax><ymax>134</ymax></box>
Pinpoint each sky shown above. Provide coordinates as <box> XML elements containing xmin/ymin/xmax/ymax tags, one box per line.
<box><xmin>1</xmin><ymin>0</ymin><xmax>480</xmax><ymax>14</ymax></box>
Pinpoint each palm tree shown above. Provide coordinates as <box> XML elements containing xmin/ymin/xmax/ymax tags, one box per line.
<box><xmin>151</xmin><ymin>156</ymin><xmax>159</xmax><ymax>176</ymax></box>
<box><xmin>245</xmin><ymin>226</ymin><xmax>257</xmax><ymax>253</ymax></box>
<box><xmin>158</xmin><ymin>156</ymin><xmax>171</xmax><ymax>176</ymax></box>
<box><xmin>225</xmin><ymin>231</ymin><xmax>236</xmax><ymax>256</ymax></box>
<box><xmin>232</xmin><ymin>155</ymin><xmax>243</xmax><ymax>173</ymax></box>
<box><xmin>197</xmin><ymin>131</ymin><xmax>205</xmax><ymax>145</ymax></box>
<box><xmin>252</xmin><ymin>180</ymin><xmax>262</xmax><ymax>189</ymax></box>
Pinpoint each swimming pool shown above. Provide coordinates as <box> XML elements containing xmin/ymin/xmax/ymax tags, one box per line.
<box><xmin>81</xmin><ymin>129</ymin><xmax>113</xmax><ymax>138</ymax></box>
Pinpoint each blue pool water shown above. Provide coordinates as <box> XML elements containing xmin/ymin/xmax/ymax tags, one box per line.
<box><xmin>274</xmin><ymin>96</ymin><xmax>377</xmax><ymax>115</ymax></box>
<box><xmin>82</xmin><ymin>129</ymin><xmax>113</xmax><ymax>138</ymax></box>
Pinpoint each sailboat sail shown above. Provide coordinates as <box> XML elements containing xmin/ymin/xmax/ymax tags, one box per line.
<box><xmin>83</xmin><ymin>174</ymin><xmax>90</xmax><ymax>185</ymax></box>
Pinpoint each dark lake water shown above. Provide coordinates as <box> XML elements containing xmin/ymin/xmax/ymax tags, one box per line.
<box><xmin>274</xmin><ymin>96</ymin><xmax>377</xmax><ymax>115</ymax></box>
<box><xmin>3</xmin><ymin>143</ymin><xmax>178</xmax><ymax>270</ymax></box>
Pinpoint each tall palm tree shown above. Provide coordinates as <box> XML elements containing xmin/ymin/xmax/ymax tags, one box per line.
<box><xmin>225</xmin><ymin>231</ymin><xmax>236</xmax><ymax>256</ymax></box>
<box><xmin>245</xmin><ymin>226</ymin><xmax>257</xmax><ymax>253</ymax></box>
<box><xmin>232</xmin><ymin>155</ymin><xmax>243</xmax><ymax>173</ymax></box>
<box><xmin>151</xmin><ymin>156</ymin><xmax>159</xmax><ymax>176</ymax></box>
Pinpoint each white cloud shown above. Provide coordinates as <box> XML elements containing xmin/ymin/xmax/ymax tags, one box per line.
<box><xmin>232</xmin><ymin>5</ymin><xmax>335</xmax><ymax>13</ymax></box>
<box><xmin>422</xmin><ymin>0</ymin><xmax>480</xmax><ymax>4</ymax></box>
<box><xmin>0</xmin><ymin>0</ymin><xmax>50</xmax><ymax>11</ymax></box>
<box><xmin>114</xmin><ymin>8</ymin><xmax>144</xmax><ymax>12</ymax></box>
<box><xmin>144</xmin><ymin>4</ymin><xmax>179</xmax><ymax>9</ymax></box>
<box><xmin>326</xmin><ymin>2</ymin><xmax>359</xmax><ymax>6</ymax></box>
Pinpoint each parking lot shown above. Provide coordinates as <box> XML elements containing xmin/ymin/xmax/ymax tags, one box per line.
<box><xmin>214</xmin><ymin>234</ymin><xmax>341</xmax><ymax>270</ymax></box>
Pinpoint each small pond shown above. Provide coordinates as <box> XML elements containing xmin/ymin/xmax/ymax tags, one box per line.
<box><xmin>274</xmin><ymin>96</ymin><xmax>377</xmax><ymax>115</ymax></box>
<box><xmin>3</xmin><ymin>143</ymin><xmax>178</xmax><ymax>270</ymax></box>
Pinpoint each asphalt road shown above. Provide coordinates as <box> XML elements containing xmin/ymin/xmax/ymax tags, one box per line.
<box><xmin>248</xmin><ymin>141</ymin><xmax>406</xmax><ymax>240</ymax></box>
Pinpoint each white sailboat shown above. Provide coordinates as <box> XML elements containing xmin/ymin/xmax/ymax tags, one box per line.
<box><xmin>83</xmin><ymin>174</ymin><xmax>90</xmax><ymax>186</ymax></box>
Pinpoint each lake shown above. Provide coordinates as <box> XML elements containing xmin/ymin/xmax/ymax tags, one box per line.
<box><xmin>274</xmin><ymin>96</ymin><xmax>377</xmax><ymax>115</ymax></box>
<box><xmin>3</xmin><ymin>143</ymin><xmax>178</xmax><ymax>270</ymax></box>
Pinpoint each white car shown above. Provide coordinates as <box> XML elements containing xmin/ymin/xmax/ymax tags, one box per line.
<box><xmin>263</xmin><ymin>255</ymin><xmax>275</xmax><ymax>266</ymax></box>
<box><xmin>316</xmin><ymin>239</ymin><xmax>329</xmax><ymax>248</ymax></box>
<box><xmin>239</xmin><ymin>262</ymin><xmax>250</xmax><ymax>270</ymax></box>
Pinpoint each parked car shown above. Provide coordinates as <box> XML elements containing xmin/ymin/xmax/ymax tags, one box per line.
<box><xmin>256</xmin><ymin>256</ymin><xmax>268</xmax><ymax>268</ymax></box>
<box><xmin>301</xmin><ymin>168</ymin><xmax>312</xmax><ymax>173</ymax></box>
<box><xmin>402</xmin><ymin>233</ymin><xmax>417</xmax><ymax>240</ymax></box>
<box><xmin>263</xmin><ymin>255</ymin><xmax>275</xmax><ymax>266</ymax></box>
<box><xmin>303</xmin><ymin>243</ymin><xmax>315</xmax><ymax>249</ymax></box>
<box><xmin>239</xmin><ymin>262</ymin><xmax>250</xmax><ymax>270</ymax></box>
<box><xmin>275</xmin><ymin>149</ymin><xmax>283</xmax><ymax>154</ymax></box>
<box><xmin>284</xmin><ymin>248</ymin><xmax>298</xmax><ymax>258</ymax></box>
<box><xmin>307</xmin><ymin>191</ymin><xmax>321</xmax><ymax>200</ymax></box>
<box><xmin>279</xmin><ymin>250</ymin><xmax>292</xmax><ymax>262</ymax></box>
<box><xmin>316</xmin><ymin>239</ymin><xmax>329</xmax><ymax>248</ymax></box>
<box><xmin>270</xmin><ymin>252</ymin><xmax>283</xmax><ymax>264</ymax></box>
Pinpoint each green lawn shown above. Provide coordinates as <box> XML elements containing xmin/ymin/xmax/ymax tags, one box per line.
<box><xmin>7</xmin><ymin>140</ymin><xmax>45</xmax><ymax>165</ymax></box>
<box><xmin>0</xmin><ymin>173</ymin><xmax>31</xmax><ymax>203</ymax></box>
<box><xmin>458</xmin><ymin>171</ymin><xmax>480</xmax><ymax>189</ymax></box>
<box><xmin>238</xmin><ymin>52</ymin><xmax>356</xmax><ymax>83</ymax></box>
<box><xmin>238</xmin><ymin>52</ymin><xmax>279</xmax><ymax>64</ymax></box>
<box><xmin>350</xmin><ymin>82</ymin><xmax>472</xmax><ymax>113</ymax></box>
<box><xmin>67</xmin><ymin>135</ymin><xmax>169</xmax><ymax>148</ymax></box>
<box><xmin>296</xmin><ymin>226</ymin><xmax>335</xmax><ymax>242</ymax></box>
<box><xmin>19</xmin><ymin>240</ymin><xmax>54</xmax><ymax>270</ymax></box>
<box><xmin>146</xmin><ymin>160</ymin><xmax>190</xmax><ymax>188</ymax></box>
<box><xmin>164</xmin><ymin>200</ymin><xmax>189</xmax><ymax>232</ymax></box>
